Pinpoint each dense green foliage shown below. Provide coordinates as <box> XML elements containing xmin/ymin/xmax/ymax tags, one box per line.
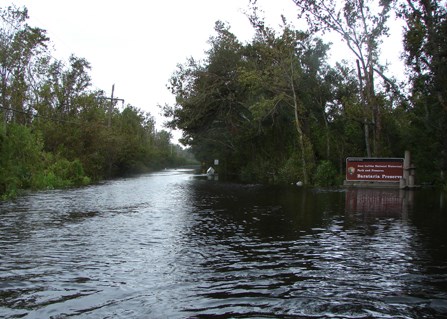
<box><xmin>0</xmin><ymin>5</ymin><xmax>194</xmax><ymax>199</ymax></box>
<box><xmin>2</xmin><ymin>1</ymin><xmax>446</xmax><ymax>196</ymax></box>
<box><xmin>397</xmin><ymin>0</ymin><xmax>447</xmax><ymax>183</ymax></box>
<box><xmin>164</xmin><ymin>0</ymin><xmax>447</xmax><ymax>187</ymax></box>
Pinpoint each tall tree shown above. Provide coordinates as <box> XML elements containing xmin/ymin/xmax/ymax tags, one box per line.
<box><xmin>0</xmin><ymin>5</ymin><xmax>48</xmax><ymax>125</ymax></box>
<box><xmin>289</xmin><ymin>0</ymin><xmax>393</xmax><ymax>156</ymax></box>
<box><xmin>40</xmin><ymin>55</ymin><xmax>91</xmax><ymax>116</ymax></box>
<box><xmin>398</xmin><ymin>0</ymin><xmax>447</xmax><ymax>182</ymax></box>
<box><xmin>243</xmin><ymin>11</ymin><xmax>321</xmax><ymax>184</ymax></box>
<box><xmin>164</xmin><ymin>21</ymin><xmax>250</xmax><ymax>165</ymax></box>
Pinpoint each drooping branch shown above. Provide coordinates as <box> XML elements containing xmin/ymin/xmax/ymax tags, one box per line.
<box><xmin>373</xmin><ymin>66</ymin><xmax>410</xmax><ymax>107</ymax></box>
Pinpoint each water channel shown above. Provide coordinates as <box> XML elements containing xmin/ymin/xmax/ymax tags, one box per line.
<box><xmin>1</xmin><ymin>169</ymin><xmax>446</xmax><ymax>318</ymax></box>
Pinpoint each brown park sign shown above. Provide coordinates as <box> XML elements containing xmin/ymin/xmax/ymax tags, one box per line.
<box><xmin>346</xmin><ymin>157</ymin><xmax>404</xmax><ymax>182</ymax></box>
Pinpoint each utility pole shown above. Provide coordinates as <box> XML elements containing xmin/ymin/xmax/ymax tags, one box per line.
<box><xmin>98</xmin><ymin>84</ymin><xmax>125</xmax><ymax>127</ymax></box>
<box><xmin>97</xmin><ymin>84</ymin><xmax>125</xmax><ymax>178</ymax></box>
<box><xmin>108</xmin><ymin>84</ymin><xmax>114</xmax><ymax>128</ymax></box>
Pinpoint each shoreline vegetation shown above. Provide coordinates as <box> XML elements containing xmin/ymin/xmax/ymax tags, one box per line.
<box><xmin>0</xmin><ymin>122</ymin><xmax>198</xmax><ymax>200</ymax></box>
<box><xmin>2</xmin><ymin>1</ymin><xmax>447</xmax><ymax>199</ymax></box>
<box><xmin>163</xmin><ymin>1</ymin><xmax>447</xmax><ymax>189</ymax></box>
<box><xmin>0</xmin><ymin>5</ymin><xmax>197</xmax><ymax>200</ymax></box>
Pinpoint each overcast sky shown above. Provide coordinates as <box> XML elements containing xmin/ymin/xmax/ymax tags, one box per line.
<box><xmin>7</xmin><ymin>0</ymin><xmax>404</xmax><ymax>142</ymax></box>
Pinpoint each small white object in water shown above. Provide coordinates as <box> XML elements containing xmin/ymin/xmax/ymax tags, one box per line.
<box><xmin>296</xmin><ymin>181</ymin><xmax>303</xmax><ymax>187</ymax></box>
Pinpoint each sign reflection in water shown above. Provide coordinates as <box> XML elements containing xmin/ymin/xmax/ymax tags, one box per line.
<box><xmin>345</xmin><ymin>188</ymin><xmax>414</xmax><ymax>216</ymax></box>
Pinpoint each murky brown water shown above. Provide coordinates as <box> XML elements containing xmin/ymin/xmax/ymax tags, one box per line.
<box><xmin>1</xmin><ymin>169</ymin><xmax>446</xmax><ymax>318</ymax></box>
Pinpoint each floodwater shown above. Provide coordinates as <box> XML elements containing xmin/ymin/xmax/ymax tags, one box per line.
<box><xmin>0</xmin><ymin>169</ymin><xmax>446</xmax><ymax>318</ymax></box>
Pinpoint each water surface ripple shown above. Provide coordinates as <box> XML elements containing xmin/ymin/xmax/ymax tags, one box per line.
<box><xmin>0</xmin><ymin>169</ymin><xmax>446</xmax><ymax>318</ymax></box>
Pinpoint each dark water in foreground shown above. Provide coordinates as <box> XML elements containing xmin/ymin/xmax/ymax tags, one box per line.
<box><xmin>0</xmin><ymin>169</ymin><xmax>446</xmax><ymax>319</ymax></box>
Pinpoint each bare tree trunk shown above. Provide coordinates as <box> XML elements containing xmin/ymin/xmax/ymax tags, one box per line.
<box><xmin>1</xmin><ymin>77</ymin><xmax>8</xmax><ymax>135</ymax></box>
<box><xmin>323</xmin><ymin>109</ymin><xmax>330</xmax><ymax>158</ymax></box>
<box><xmin>368</xmin><ymin>64</ymin><xmax>381</xmax><ymax>156</ymax></box>
<box><xmin>356</xmin><ymin>59</ymin><xmax>371</xmax><ymax>157</ymax></box>
<box><xmin>288</xmin><ymin>57</ymin><xmax>309</xmax><ymax>184</ymax></box>
<box><xmin>294</xmin><ymin>99</ymin><xmax>308</xmax><ymax>184</ymax></box>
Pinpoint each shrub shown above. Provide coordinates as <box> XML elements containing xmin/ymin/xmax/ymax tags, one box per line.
<box><xmin>240</xmin><ymin>158</ymin><xmax>275</xmax><ymax>183</ymax></box>
<box><xmin>0</xmin><ymin>124</ymin><xmax>44</xmax><ymax>198</ymax></box>
<box><xmin>31</xmin><ymin>156</ymin><xmax>90</xmax><ymax>190</ymax></box>
<box><xmin>277</xmin><ymin>155</ymin><xmax>303</xmax><ymax>185</ymax></box>
<box><xmin>314</xmin><ymin>160</ymin><xmax>338</xmax><ymax>187</ymax></box>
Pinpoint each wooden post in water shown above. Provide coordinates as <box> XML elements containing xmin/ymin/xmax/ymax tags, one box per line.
<box><xmin>403</xmin><ymin>150</ymin><xmax>410</xmax><ymax>187</ymax></box>
<box><xmin>402</xmin><ymin>150</ymin><xmax>416</xmax><ymax>189</ymax></box>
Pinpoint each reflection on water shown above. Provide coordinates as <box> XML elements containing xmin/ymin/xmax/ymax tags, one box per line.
<box><xmin>0</xmin><ymin>170</ymin><xmax>446</xmax><ymax>318</ymax></box>
<box><xmin>346</xmin><ymin>188</ymin><xmax>413</xmax><ymax>216</ymax></box>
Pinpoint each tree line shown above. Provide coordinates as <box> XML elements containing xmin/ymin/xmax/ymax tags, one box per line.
<box><xmin>0</xmin><ymin>5</ymin><xmax>194</xmax><ymax>199</ymax></box>
<box><xmin>163</xmin><ymin>0</ymin><xmax>447</xmax><ymax>187</ymax></box>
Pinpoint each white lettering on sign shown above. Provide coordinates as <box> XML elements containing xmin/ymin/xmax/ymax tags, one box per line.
<box><xmin>357</xmin><ymin>174</ymin><xmax>381</xmax><ymax>179</ymax></box>
<box><xmin>346</xmin><ymin>157</ymin><xmax>404</xmax><ymax>182</ymax></box>
<box><xmin>381</xmin><ymin>175</ymin><xmax>401</xmax><ymax>179</ymax></box>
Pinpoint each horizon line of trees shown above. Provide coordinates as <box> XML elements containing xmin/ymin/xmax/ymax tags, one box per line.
<box><xmin>0</xmin><ymin>5</ymin><xmax>196</xmax><ymax>199</ymax></box>
<box><xmin>163</xmin><ymin>0</ymin><xmax>447</xmax><ymax>187</ymax></box>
